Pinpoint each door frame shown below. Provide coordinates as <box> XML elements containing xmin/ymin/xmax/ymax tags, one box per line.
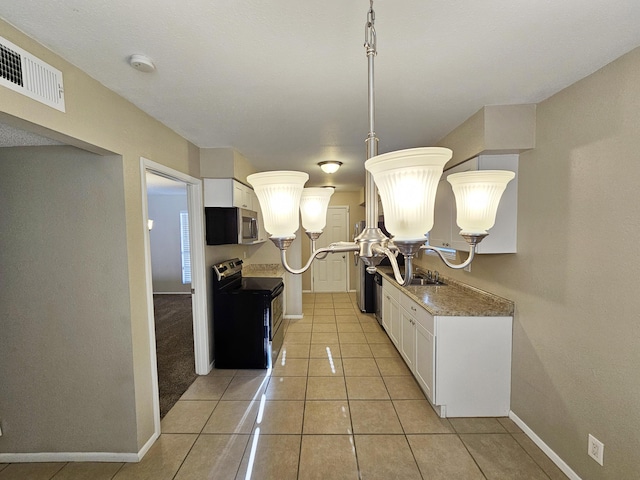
<box><xmin>311</xmin><ymin>205</ymin><xmax>350</xmax><ymax>292</ymax></box>
<box><xmin>139</xmin><ymin>157</ymin><xmax>210</xmax><ymax>432</ymax></box>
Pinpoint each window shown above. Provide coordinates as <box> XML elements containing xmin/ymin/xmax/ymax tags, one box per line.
<box><xmin>180</xmin><ymin>211</ymin><xmax>191</xmax><ymax>284</ymax></box>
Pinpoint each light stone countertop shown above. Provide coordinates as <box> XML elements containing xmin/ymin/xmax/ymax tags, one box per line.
<box><xmin>378</xmin><ymin>267</ymin><xmax>514</xmax><ymax>317</ymax></box>
<box><xmin>242</xmin><ymin>263</ymin><xmax>286</xmax><ymax>278</ymax></box>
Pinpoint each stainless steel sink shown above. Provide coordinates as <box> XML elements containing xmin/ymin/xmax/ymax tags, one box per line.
<box><xmin>409</xmin><ymin>277</ymin><xmax>446</xmax><ymax>286</ymax></box>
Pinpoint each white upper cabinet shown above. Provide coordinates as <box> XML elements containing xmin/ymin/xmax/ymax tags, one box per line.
<box><xmin>430</xmin><ymin>154</ymin><xmax>519</xmax><ymax>254</ymax></box>
<box><xmin>204</xmin><ymin>178</ymin><xmax>254</xmax><ymax>210</ymax></box>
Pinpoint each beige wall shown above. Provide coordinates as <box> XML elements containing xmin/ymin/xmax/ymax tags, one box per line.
<box><xmin>148</xmin><ymin>193</ymin><xmax>191</xmax><ymax>293</ymax></box>
<box><xmin>301</xmin><ymin>191</ymin><xmax>365</xmax><ymax>292</ymax></box>
<box><xmin>417</xmin><ymin>47</ymin><xmax>640</xmax><ymax>479</ymax></box>
<box><xmin>0</xmin><ymin>19</ymin><xmax>199</xmax><ymax>453</ymax></box>
<box><xmin>0</xmin><ymin>146</ymin><xmax>137</xmax><ymax>453</ymax></box>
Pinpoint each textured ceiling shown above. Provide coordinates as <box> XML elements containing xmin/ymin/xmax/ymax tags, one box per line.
<box><xmin>2</xmin><ymin>0</ymin><xmax>640</xmax><ymax>190</ymax></box>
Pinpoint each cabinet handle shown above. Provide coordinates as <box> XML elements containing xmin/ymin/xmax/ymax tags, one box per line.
<box><xmin>411</xmin><ymin>306</ymin><xmax>416</xmax><ymax>312</ymax></box>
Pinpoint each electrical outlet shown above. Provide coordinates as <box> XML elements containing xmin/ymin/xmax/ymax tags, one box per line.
<box><xmin>588</xmin><ymin>434</ymin><xmax>604</xmax><ymax>466</ymax></box>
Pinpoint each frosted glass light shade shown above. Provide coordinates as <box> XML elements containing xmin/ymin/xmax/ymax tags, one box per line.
<box><xmin>318</xmin><ymin>161</ymin><xmax>342</xmax><ymax>174</ymax></box>
<box><xmin>365</xmin><ymin>147</ymin><xmax>452</xmax><ymax>241</ymax></box>
<box><xmin>300</xmin><ymin>187</ymin><xmax>334</xmax><ymax>233</ymax></box>
<box><xmin>447</xmin><ymin>170</ymin><xmax>515</xmax><ymax>234</ymax></box>
<box><xmin>247</xmin><ymin>171</ymin><xmax>309</xmax><ymax>238</ymax></box>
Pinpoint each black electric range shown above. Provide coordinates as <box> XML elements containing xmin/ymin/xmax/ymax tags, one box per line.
<box><xmin>212</xmin><ymin>258</ymin><xmax>284</xmax><ymax>369</ymax></box>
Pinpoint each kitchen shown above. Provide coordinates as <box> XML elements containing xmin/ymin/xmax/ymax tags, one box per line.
<box><xmin>1</xmin><ymin>2</ymin><xmax>640</xmax><ymax>480</ymax></box>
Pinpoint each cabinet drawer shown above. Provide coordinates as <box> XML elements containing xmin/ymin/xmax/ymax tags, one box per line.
<box><xmin>400</xmin><ymin>295</ymin><xmax>433</xmax><ymax>333</ymax></box>
<box><xmin>382</xmin><ymin>278</ymin><xmax>401</xmax><ymax>301</ymax></box>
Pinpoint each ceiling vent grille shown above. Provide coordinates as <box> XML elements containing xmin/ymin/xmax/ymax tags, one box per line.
<box><xmin>0</xmin><ymin>36</ymin><xmax>65</xmax><ymax>112</ymax></box>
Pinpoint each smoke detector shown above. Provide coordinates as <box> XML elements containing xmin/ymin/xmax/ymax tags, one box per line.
<box><xmin>129</xmin><ymin>54</ymin><xmax>155</xmax><ymax>73</ymax></box>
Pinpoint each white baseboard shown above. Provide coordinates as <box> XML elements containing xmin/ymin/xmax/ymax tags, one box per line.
<box><xmin>0</xmin><ymin>431</ymin><xmax>160</xmax><ymax>464</ymax></box>
<box><xmin>0</xmin><ymin>451</ymin><xmax>139</xmax><ymax>463</ymax></box>
<box><xmin>509</xmin><ymin>411</ymin><xmax>581</xmax><ymax>480</ymax></box>
<box><xmin>152</xmin><ymin>291</ymin><xmax>191</xmax><ymax>295</ymax></box>
<box><xmin>302</xmin><ymin>290</ymin><xmax>356</xmax><ymax>294</ymax></box>
<box><xmin>285</xmin><ymin>314</ymin><xmax>304</xmax><ymax>319</ymax></box>
<box><xmin>136</xmin><ymin>430</ymin><xmax>160</xmax><ymax>462</ymax></box>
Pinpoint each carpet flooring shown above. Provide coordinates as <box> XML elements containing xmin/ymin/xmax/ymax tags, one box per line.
<box><xmin>153</xmin><ymin>294</ymin><xmax>197</xmax><ymax>418</ymax></box>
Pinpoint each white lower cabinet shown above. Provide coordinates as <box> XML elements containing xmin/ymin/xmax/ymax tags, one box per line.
<box><xmin>414</xmin><ymin>322</ymin><xmax>435</xmax><ymax>403</ymax></box>
<box><xmin>381</xmin><ymin>277</ymin><xmax>512</xmax><ymax>418</ymax></box>
<box><xmin>399</xmin><ymin>308</ymin><xmax>416</xmax><ymax>372</ymax></box>
<box><xmin>382</xmin><ymin>280</ymin><xmax>401</xmax><ymax>346</ymax></box>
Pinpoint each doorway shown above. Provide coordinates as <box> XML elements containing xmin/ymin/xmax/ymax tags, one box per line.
<box><xmin>312</xmin><ymin>206</ymin><xmax>349</xmax><ymax>292</ymax></box>
<box><xmin>146</xmin><ymin>173</ymin><xmax>197</xmax><ymax>417</ymax></box>
<box><xmin>140</xmin><ymin>158</ymin><xmax>209</xmax><ymax>429</ymax></box>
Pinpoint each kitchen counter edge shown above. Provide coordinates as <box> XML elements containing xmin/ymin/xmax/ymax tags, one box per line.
<box><xmin>377</xmin><ymin>267</ymin><xmax>514</xmax><ymax>317</ymax></box>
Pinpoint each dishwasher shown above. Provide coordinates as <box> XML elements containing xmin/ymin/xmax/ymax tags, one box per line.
<box><xmin>374</xmin><ymin>271</ymin><xmax>383</xmax><ymax>325</ymax></box>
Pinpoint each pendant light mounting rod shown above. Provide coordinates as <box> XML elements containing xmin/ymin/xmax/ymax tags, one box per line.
<box><xmin>248</xmin><ymin>1</ymin><xmax>514</xmax><ymax>288</ymax></box>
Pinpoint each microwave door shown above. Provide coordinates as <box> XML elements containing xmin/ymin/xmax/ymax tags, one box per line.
<box><xmin>250</xmin><ymin>217</ymin><xmax>258</xmax><ymax>240</ymax></box>
<box><xmin>239</xmin><ymin>209</ymin><xmax>258</xmax><ymax>244</ymax></box>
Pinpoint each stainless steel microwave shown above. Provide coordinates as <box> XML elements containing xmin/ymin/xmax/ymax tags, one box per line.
<box><xmin>205</xmin><ymin>207</ymin><xmax>259</xmax><ymax>245</ymax></box>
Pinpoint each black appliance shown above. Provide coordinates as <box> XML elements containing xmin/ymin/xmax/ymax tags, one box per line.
<box><xmin>374</xmin><ymin>271</ymin><xmax>383</xmax><ymax>324</ymax></box>
<box><xmin>354</xmin><ymin>219</ymin><xmax>404</xmax><ymax>313</ymax></box>
<box><xmin>205</xmin><ymin>207</ymin><xmax>259</xmax><ymax>245</ymax></box>
<box><xmin>212</xmin><ymin>258</ymin><xmax>284</xmax><ymax>369</ymax></box>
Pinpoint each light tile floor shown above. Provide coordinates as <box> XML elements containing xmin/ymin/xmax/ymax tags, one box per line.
<box><xmin>0</xmin><ymin>292</ymin><xmax>569</xmax><ymax>480</ymax></box>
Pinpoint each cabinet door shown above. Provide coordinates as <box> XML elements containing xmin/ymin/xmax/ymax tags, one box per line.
<box><xmin>429</xmin><ymin>177</ymin><xmax>454</xmax><ymax>248</ymax></box>
<box><xmin>233</xmin><ymin>181</ymin><xmax>252</xmax><ymax>209</ymax></box>
<box><xmin>415</xmin><ymin>322</ymin><xmax>435</xmax><ymax>402</ymax></box>
<box><xmin>204</xmin><ymin>179</ymin><xmax>234</xmax><ymax>207</ymax></box>
<box><xmin>382</xmin><ymin>280</ymin><xmax>401</xmax><ymax>346</ymax></box>
<box><xmin>472</xmin><ymin>155</ymin><xmax>518</xmax><ymax>254</ymax></box>
<box><xmin>387</xmin><ymin>296</ymin><xmax>400</xmax><ymax>347</ymax></box>
<box><xmin>253</xmin><ymin>191</ymin><xmax>268</xmax><ymax>242</ymax></box>
<box><xmin>400</xmin><ymin>308</ymin><xmax>416</xmax><ymax>372</ymax></box>
<box><xmin>382</xmin><ymin>291</ymin><xmax>391</xmax><ymax>333</ymax></box>
<box><xmin>431</xmin><ymin>155</ymin><xmax>518</xmax><ymax>253</ymax></box>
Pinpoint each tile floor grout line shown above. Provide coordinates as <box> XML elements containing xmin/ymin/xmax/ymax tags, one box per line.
<box><xmin>336</xmin><ymin>302</ymin><xmax>365</xmax><ymax>480</ymax></box>
<box><xmin>110</xmin><ymin>462</ymin><xmax>126</xmax><ymax>479</ymax></box>
<box><xmin>170</xmin><ymin>432</ymin><xmax>201</xmax><ymax>480</ymax></box>
<box><xmin>44</xmin><ymin>462</ymin><xmax>66</xmax><ymax>480</ymax></box>
<box><xmin>506</xmin><ymin>430</ymin><xmax>556</xmax><ymax>480</ymax></box>
<box><xmin>456</xmin><ymin>430</ymin><xmax>490</xmax><ymax>480</ymax></box>
<box><xmin>233</xmin><ymin>367</ymin><xmax>264</xmax><ymax>480</ymax></box>
<box><xmin>294</xmin><ymin>352</ymin><xmax>309</xmax><ymax>480</ymax></box>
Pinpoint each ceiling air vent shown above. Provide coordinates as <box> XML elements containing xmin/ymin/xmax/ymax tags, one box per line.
<box><xmin>0</xmin><ymin>36</ymin><xmax>65</xmax><ymax>112</ymax></box>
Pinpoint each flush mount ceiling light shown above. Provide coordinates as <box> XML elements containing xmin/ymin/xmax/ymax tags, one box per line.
<box><xmin>318</xmin><ymin>161</ymin><xmax>342</xmax><ymax>174</ymax></box>
<box><xmin>129</xmin><ymin>54</ymin><xmax>155</xmax><ymax>73</ymax></box>
<box><xmin>248</xmin><ymin>1</ymin><xmax>514</xmax><ymax>286</ymax></box>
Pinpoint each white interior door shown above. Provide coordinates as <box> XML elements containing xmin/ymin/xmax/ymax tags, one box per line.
<box><xmin>313</xmin><ymin>206</ymin><xmax>349</xmax><ymax>292</ymax></box>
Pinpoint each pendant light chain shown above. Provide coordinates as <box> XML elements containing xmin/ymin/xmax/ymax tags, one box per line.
<box><xmin>365</xmin><ymin>0</ymin><xmax>377</xmax><ymax>56</ymax></box>
<box><xmin>247</xmin><ymin>0</ymin><xmax>515</xmax><ymax>285</ymax></box>
<box><xmin>364</xmin><ymin>0</ymin><xmax>379</xmax><ymax>230</ymax></box>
